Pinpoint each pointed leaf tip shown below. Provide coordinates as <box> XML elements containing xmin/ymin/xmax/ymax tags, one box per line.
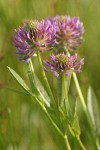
<box><xmin>87</xmin><ymin>86</ymin><xmax>100</xmax><ymax>134</ymax></box>
<box><xmin>7</xmin><ymin>66</ymin><xmax>31</xmax><ymax>94</ymax></box>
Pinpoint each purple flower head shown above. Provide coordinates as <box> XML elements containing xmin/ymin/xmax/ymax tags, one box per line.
<box><xmin>14</xmin><ymin>20</ymin><xmax>39</xmax><ymax>62</ymax></box>
<box><xmin>14</xmin><ymin>19</ymin><xmax>56</xmax><ymax>61</ymax></box>
<box><xmin>37</xmin><ymin>19</ymin><xmax>56</xmax><ymax>51</ymax></box>
<box><xmin>49</xmin><ymin>16</ymin><xmax>84</xmax><ymax>52</ymax></box>
<box><xmin>44</xmin><ymin>53</ymin><xmax>84</xmax><ymax>77</ymax></box>
<box><xmin>14</xmin><ymin>16</ymin><xmax>84</xmax><ymax>61</ymax></box>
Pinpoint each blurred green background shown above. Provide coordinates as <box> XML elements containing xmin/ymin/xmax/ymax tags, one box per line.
<box><xmin>0</xmin><ymin>0</ymin><xmax>100</xmax><ymax>149</ymax></box>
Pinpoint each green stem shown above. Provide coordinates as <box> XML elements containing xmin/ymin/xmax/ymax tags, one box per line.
<box><xmin>27</xmin><ymin>60</ymin><xmax>36</xmax><ymax>93</ymax></box>
<box><xmin>63</xmin><ymin>73</ymin><xmax>68</xmax><ymax>101</ymax></box>
<box><xmin>96</xmin><ymin>139</ymin><xmax>100</xmax><ymax>150</ymax></box>
<box><xmin>27</xmin><ymin>59</ymin><xmax>62</xmax><ymax>136</ymax></box>
<box><xmin>37</xmin><ymin>51</ymin><xmax>56</xmax><ymax>107</ymax></box>
<box><xmin>76</xmin><ymin>136</ymin><xmax>86</xmax><ymax>150</ymax></box>
<box><xmin>62</xmin><ymin>73</ymin><xmax>86</xmax><ymax>150</ymax></box>
<box><xmin>72</xmin><ymin>72</ymin><xmax>99</xmax><ymax>149</ymax></box>
<box><xmin>63</xmin><ymin>73</ymin><xmax>72</xmax><ymax>118</ymax></box>
<box><xmin>27</xmin><ymin>59</ymin><xmax>71</xmax><ymax>150</ymax></box>
<box><xmin>64</xmin><ymin>135</ymin><xmax>71</xmax><ymax>150</ymax></box>
<box><xmin>32</xmin><ymin>95</ymin><xmax>71</xmax><ymax>150</ymax></box>
<box><xmin>27</xmin><ymin>59</ymin><xmax>49</xmax><ymax>106</ymax></box>
<box><xmin>58</xmin><ymin>74</ymin><xmax>65</xmax><ymax>107</ymax></box>
<box><xmin>37</xmin><ymin>98</ymin><xmax>63</xmax><ymax>137</ymax></box>
<box><xmin>72</xmin><ymin>73</ymin><xmax>86</xmax><ymax>111</ymax></box>
<box><xmin>73</xmin><ymin>73</ymin><xmax>93</xmax><ymax>125</ymax></box>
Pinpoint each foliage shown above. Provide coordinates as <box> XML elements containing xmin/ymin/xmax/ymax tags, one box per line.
<box><xmin>0</xmin><ymin>0</ymin><xmax>100</xmax><ymax>150</ymax></box>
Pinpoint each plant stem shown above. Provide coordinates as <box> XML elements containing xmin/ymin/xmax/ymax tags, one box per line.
<box><xmin>72</xmin><ymin>72</ymin><xmax>99</xmax><ymax>149</ymax></box>
<box><xmin>37</xmin><ymin>51</ymin><xmax>56</xmax><ymax>107</ymax></box>
<box><xmin>73</xmin><ymin>73</ymin><xmax>93</xmax><ymax>125</ymax></box>
<box><xmin>58</xmin><ymin>74</ymin><xmax>65</xmax><ymax>107</ymax></box>
<box><xmin>64</xmin><ymin>135</ymin><xmax>71</xmax><ymax>150</ymax></box>
<box><xmin>72</xmin><ymin>73</ymin><xmax>86</xmax><ymax>111</ymax></box>
<box><xmin>76</xmin><ymin>136</ymin><xmax>86</xmax><ymax>150</ymax></box>
<box><xmin>96</xmin><ymin>139</ymin><xmax>100</xmax><ymax>150</ymax></box>
<box><xmin>27</xmin><ymin>60</ymin><xmax>36</xmax><ymax>93</ymax></box>
<box><xmin>27</xmin><ymin>59</ymin><xmax>63</xmax><ymax>137</ymax></box>
<box><xmin>37</xmin><ymin>98</ymin><xmax>63</xmax><ymax>137</ymax></box>
<box><xmin>27</xmin><ymin>58</ymin><xmax>71</xmax><ymax>150</ymax></box>
<box><xmin>63</xmin><ymin>74</ymin><xmax>72</xmax><ymax>118</ymax></box>
<box><xmin>32</xmin><ymin>95</ymin><xmax>71</xmax><ymax>150</ymax></box>
<box><xmin>63</xmin><ymin>73</ymin><xmax>86</xmax><ymax>150</ymax></box>
<box><xmin>27</xmin><ymin>59</ymin><xmax>49</xmax><ymax>105</ymax></box>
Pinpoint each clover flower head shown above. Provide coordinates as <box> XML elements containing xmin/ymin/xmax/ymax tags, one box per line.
<box><xmin>37</xmin><ymin>19</ymin><xmax>56</xmax><ymax>51</ymax></box>
<box><xmin>44</xmin><ymin>53</ymin><xmax>84</xmax><ymax>77</ymax></box>
<box><xmin>14</xmin><ymin>16</ymin><xmax>85</xmax><ymax>62</ymax></box>
<box><xmin>49</xmin><ymin>15</ymin><xmax>84</xmax><ymax>51</ymax></box>
<box><xmin>14</xmin><ymin>20</ymin><xmax>39</xmax><ymax>62</ymax></box>
<box><xmin>14</xmin><ymin>19</ymin><xmax>57</xmax><ymax>61</ymax></box>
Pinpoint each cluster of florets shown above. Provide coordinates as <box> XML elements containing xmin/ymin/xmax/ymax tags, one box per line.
<box><xmin>14</xmin><ymin>20</ymin><xmax>56</xmax><ymax>61</ymax></box>
<box><xmin>48</xmin><ymin>16</ymin><xmax>84</xmax><ymax>52</ymax></box>
<box><xmin>44</xmin><ymin>53</ymin><xmax>84</xmax><ymax>77</ymax></box>
<box><xmin>14</xmin><ymin>15</ymin><xmax>84</xmax><ymax>76</ymax></box>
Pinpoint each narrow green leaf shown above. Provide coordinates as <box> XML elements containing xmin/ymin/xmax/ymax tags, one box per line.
<box><xmin>68</xmin><ymin>100</ymin><xmax>81</xmax><ymax>137</ymax></box>
<box><xmin>35</xmin><ymin>76</ymin><xmax>50</xmax><ymax>107</ymax></box>
<box><xmin>27</xmin><ymin>60</ymin><xmax>50</xmax><ymax>107</ymax></box>
<box><xmin>66</xmin><ymin>75</ymin><xmax>71</xmax><ymax>92</ymax></box>
<box><xmin>7</xmin><ymin>87</ymin><xmax>31</xmax><ymax>96</ymax></box>
<box><xmin>37</xmin><ymin>51</ymin><xmax>55</xmax><ymax>107</ymax></box>
<box><xmin>74</xmin><ymin>98</ymin><xmax>81</xmax><ymax>119</ymax></box>
<box><xmin>27</xmin><ymin>60</ymin><xmax>36</xmax><ymax>93</ymax></box>
<box><xmin>87</xmin><ymin>86</ymin><xmax>100</xmax><ymax>134</ymax></box>
<box><xmin>73</xmin><ymin>99</ymin><xmax>81</xmax><ymax>136</ymax></box>
<box><xmin>7</xmin><ymin>66</ymin><xmax>31</xmax><ymax>94</ymax></box>
<box><xmin>57</xmin><ymin>74</ymin><xmax>71</xmax><ymax>107</ymax></box>
<box><xmin>72</xmin><ymin>115</ymin><xmax>80</xmax><ymax>137</ymax></box>
<box><xmin>57</xmin><ymin>74</ymin><xmax>64</xmax><ymax>106</ymax></box>
<box><xmin>68</xmin><ymin>124</ymin><xmax>75</xmax><ymax>137</ymax></box>
<box><xmin>68</xmin><ymin>116</ymin><xmax>80</xmax><ymax>137</ymax></box>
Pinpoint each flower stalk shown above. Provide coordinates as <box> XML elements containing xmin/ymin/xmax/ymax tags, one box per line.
<box><xmin>62</xmin><ymin>73</ymin><xmax>72</xmax><ymax>118</ymax></box>
<box><xmin>76</xmin><ymin>136</ymin><xmax>86</xmax><ymax>150</ymax></box>
<box><xmin>36</xmin><ymin>96</ymin><xmax>71</xmax><ymax>150</ymax></box>
<box><xmin>64</xmin><ymin>135</ymin><xmax>71</xmax><ymax>150</ymax></box>
<box><xmin>37</xmin><ymin>51</ymin><xmax>56</xmax><ymax>108</ymax></box>
<box><xmin>73</xmin><ymin>72</ymin><xmax>100</xmax><ymax>149</ymax></box>
<box><xmin>27</xmin><ymin>59</ymin><xmax>48</xmax><ymax>105</ymax></box>
<box><xmin>27</xmin><ymin>59</ymin><xmax>36</xmax><ymax>93</ymax></box>
<box><xmin>27</xmin><ymin>68</ymin><xmax>71</xmax><ymax>150</ymax></box>
<box><xmin>27</xmin><ymin>54</ymin><xmax>72</xmax><ymax>150</ymax></box>
<box><xmin>62</xmin><ymin>73</ymin><xmax>86</xmax><ymax>150</ymax></box>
